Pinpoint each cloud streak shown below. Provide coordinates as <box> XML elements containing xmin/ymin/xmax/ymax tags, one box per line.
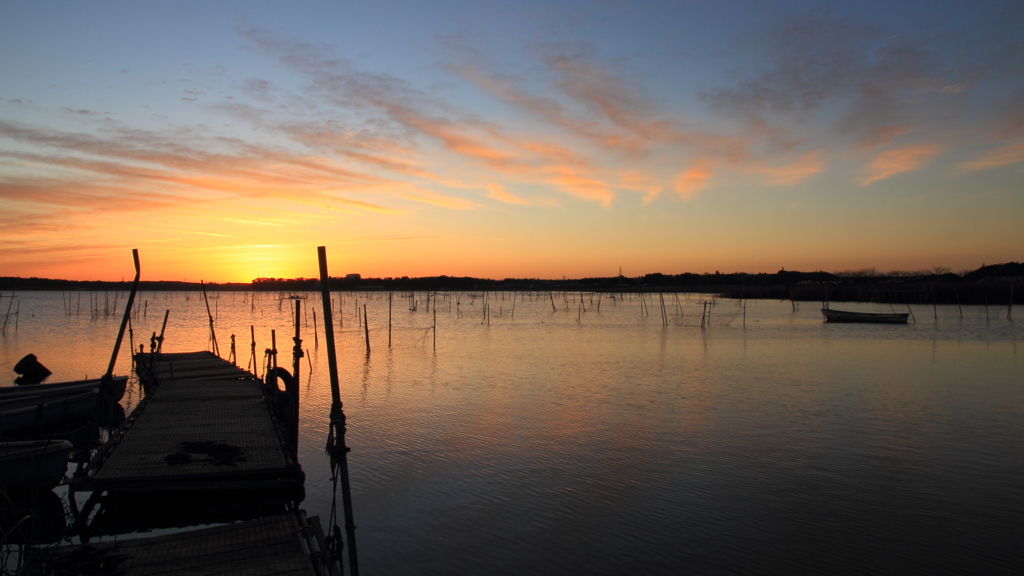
<box><xmin>860</xmin><ymin>143</ymin><xmax>941</xmax><ymax>185</ymax></box>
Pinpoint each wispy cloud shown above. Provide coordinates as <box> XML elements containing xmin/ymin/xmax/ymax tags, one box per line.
<box><xmin>487</xmin><ymin>183</ymin><xmax>530</xmax><ymax>205</ymax></box>
<box><xmin>673</xmin><ymin>160</ymin><xmax>712</xmax><ymax>200</ymax></box>
<box><xmin>959</xmin><ymin>140</ymin><xmax>1024</xmax><ymax>171</ymax></box>
<box><xmin>860</xmin><ymin>143</ymin><xmax>941</xmax><ymax>185</ymax></box>
<box><xmin>747</xmin><ymin>150</ymin><xmax>824</xmax><ymax>185</ymax></box>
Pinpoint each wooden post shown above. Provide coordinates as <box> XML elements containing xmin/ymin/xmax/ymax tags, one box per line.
<box><xmin>290</xmin><ymin>299</ymin><xmax>302</xmax><ymax>457</ymax></box>
<box><xmin>313</xmin><ymin>309</ymin><xmax>320</xmax><ymax>348</ymax></box>
<box><xmin>316</xmin><ymin>246</ymin><xmax>360</xmax><ymax>576</ymax></box>
<box><xmin>363</xmin><ymin>304</ymin><xmax>370</xmax><ymax>356</ymax></box>
<box><xmin>104</xmin><ymin>249</ymin><xmax>140</xmax><ymax>379</ymax></box>
<box><xmin>1</xmin><ymin>288</ymin><xmax>14</xmax><ymax>335</ymax></box>
<box><xmin>389</xmin><ymin>292</ymin><xmax>393</xmax><ymax>348</ymax></box>
<box><xmin>271</xmin><ymin>330</ymin><xmax>278</xmax><ymax>373</ymax></box>
<box><xmin>1009</xmin><ymin>283</ymin><xmax>1015</xmax><ymax>320</ymax></box>
<box><xmin>201</xmin><ymin>281</ymin><xmax>220</xmax><ymax>357</ymax></box>
<box><xmin>248</xmin><ymin>325</ymin><xmax>256</xmax><ymax>373</ymax></box>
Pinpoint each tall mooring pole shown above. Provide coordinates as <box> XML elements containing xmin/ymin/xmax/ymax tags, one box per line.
<box><xmin>318</xmin><ymin>246</ymin><xmax>359</xmax><ymax>576</ymax></box>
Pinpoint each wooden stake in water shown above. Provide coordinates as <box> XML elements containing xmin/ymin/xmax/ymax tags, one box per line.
<box><xmin>363</xmin><ymin>304</ymin><xmax>370</xmax><ymax>356</ymax></box>
<box><xmin>389</xmin><ymin>292</ymin><xmax>393</xmax><ymax>348</ymax></box>
<box><xmin>248</xmin><ymin>325</ymin><xmax>256</xmax><ymax>373</ymax></box>
<box><xmin>201</xmin><ymin>280</ymin><xmax>220</xmax><ymax>357</ymax></box>
<box><xmin>290</xmin><ymin>299</ymin><xmax>302</xmax><ymax>457</ymax></box>
<box><xmin>1009</xmin><ymin>283</ymin><xmax>1014</xmax><ymax>320</ymax></box>
<box><xmin>1</xmin><ymin>288</ymin><xmax>15</xmax><ymax>335</ymax></box>
<box><xmin>270</xmin><ymin>330</ymin><xmax>278</xmax><ymax>373</ymax></box>
<box><xmin>316</xmin><ymin>246</ymin><xmax>360</xmax><ymax>576</ymax></box>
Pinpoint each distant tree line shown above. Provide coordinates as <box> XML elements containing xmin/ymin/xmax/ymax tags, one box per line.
<box><xmin>2</xmin><ymin>262</ymin><xmax>1020</xmax><ymax>305</ymax></box>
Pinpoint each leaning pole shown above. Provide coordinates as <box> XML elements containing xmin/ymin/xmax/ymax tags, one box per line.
<box><xmin>318</xmin><ymin>246</ymin><xmax>359</xmax><ymax>576</ymax></box>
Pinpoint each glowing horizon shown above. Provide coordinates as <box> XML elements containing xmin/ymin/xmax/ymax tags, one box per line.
<box><xmin>2</xmin><ymin>1</ymin><xmax>1022</xmax><ymax>283</ymax></box>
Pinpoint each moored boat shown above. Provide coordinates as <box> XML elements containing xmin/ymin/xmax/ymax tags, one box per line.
<box><xmin>0</xmin><ymin>376</ymin><xmax>127</xmax><ymax>403</ymax></box>
<box><xmin>0</xmin><ymin>389</ymin><xmax>100</xmax><ymax>436</ymax></box>
<box><xmin>821</xmin><ymin>308</ymin><xmax>910</xmax><ymax>323</ymax></box>
<box><xmin>0</xmin><ymin>439</ymin><xmax>73</xmax><ymax>489</ymax></box>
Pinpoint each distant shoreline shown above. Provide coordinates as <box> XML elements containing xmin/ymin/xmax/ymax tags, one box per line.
<box><xmin>1</xmin><ymin>263</ymin><xmax>1020</xmax><ymax>305</ymax></box>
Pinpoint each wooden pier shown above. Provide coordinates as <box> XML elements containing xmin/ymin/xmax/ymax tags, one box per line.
<box><xmin>73</xmin><ymin>351</ymin><xmax>302</xmax><ymax>492</ymax></box>
<box><xmin>19</xmin><ymin>511</ymin><xmax>338</xmax><ymax>575</ymax></box>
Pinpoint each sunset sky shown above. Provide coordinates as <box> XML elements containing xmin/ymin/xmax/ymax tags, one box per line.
<box><xmin>2</xmin><ymin>1</ymin><xmax>1022</xmax><ymax>282</ymax></box>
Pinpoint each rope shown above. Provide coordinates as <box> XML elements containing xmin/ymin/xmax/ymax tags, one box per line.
<box><xmin>324</xmin><ymin>413</ymin><xmax>345</xmax><ymax>575</ymax></box>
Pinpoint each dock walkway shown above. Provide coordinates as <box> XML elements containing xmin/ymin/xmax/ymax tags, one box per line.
<box><xmin>19</xmin><ymin>512</ymin><xmax>336</xmax><ymax>575</ymax></box>
<box><xmin>74</xmin><ymin>351</ymin><xmax>301</xmax><ymax>492</ymax></box>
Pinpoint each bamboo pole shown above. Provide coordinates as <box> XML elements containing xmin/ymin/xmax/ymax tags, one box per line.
<box><xmin>201</xmin><ymin>280</ymin><xmax>220</xmax><ymax>357</ymax></box>
<box><xmin>1009</xmin><ymin>283</ymin><xmax>1014</xmax><ymax>320</ymax></box>
<box><xmin>271</xmin><ymin>330</ymin><xmax>278</xmax><ymax>373</ymax></box>
<box><xmin>1</xmin><ymin>288</ymin><xmax>15</xmax><ymax>335</ymax></box>
<box><xmin>290</xmin><ymin>299</ymin><xmax>302</xmax><ymax>457</ymax></box>
<box><xmin>363</xmin><ymin>304</ymin><xmax>370</xmax><ymax>356</ymax></box>
<box><xmin>248</xmin><ymin>325</ymin><xmax>256</xmax><ymax>373</ymax></box>
<box><xmin>316</xmin><ymin>247</ymin><xmax>360</xmax><ymax>576</ymax></box>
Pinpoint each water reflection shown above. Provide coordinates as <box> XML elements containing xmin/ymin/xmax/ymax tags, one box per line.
<box><xmin>2</xmin><ymin>292</ymin><xmax>1022</xmax><ymax>575</ymax></box>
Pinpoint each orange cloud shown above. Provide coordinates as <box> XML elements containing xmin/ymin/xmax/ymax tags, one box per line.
<box><xmin>860</xmin><ymin>143</ymin><xmax>941</xmax><ymax>185</ymax></box>
<box><xmin>856</xmin><ymin>125</ymin><xmax>915</xmax><ymax>150</ymax></box>
<box><xmin>959</xmin><ymin>140</ymin><xmax>1024</xmax><ymax>171</ymax></box>
<box><xmin>487</xmin><ymin>183</ymin><xmax>530</xmax><ymax>205</ymax></box>
<box><xmin>749</xmin><ymin>150</ymin><xmax>823</xmax><ymax>185</ymax></box>
<box><xmin>674</xmin><ymin>160</ymin><xmax>712</xmax><ymax>200</ymax></box>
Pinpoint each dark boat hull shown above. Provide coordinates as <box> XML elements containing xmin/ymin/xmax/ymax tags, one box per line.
<box><xmin>822</xmin><ymin>308</ymin><xmax>909</xmax><ymax>323</ymax></box>
<box><xmin>0</xmin><ymin>376</ymin><xmax>127</xmax><ymax>402</ymax></box>
<box><xmin>0</xmin><ymin>439</ymin><xmax>73</xmax><ymax>489</ymax></box>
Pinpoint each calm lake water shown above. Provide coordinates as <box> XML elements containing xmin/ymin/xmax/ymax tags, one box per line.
<box><xmin>2</xmin><ymin>290</ymin><xmax>1022</xmax><ymax>575</ymax></box>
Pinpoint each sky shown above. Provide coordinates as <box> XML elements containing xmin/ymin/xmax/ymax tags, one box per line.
<box><xmin>1</xmin><ymin>0</ymin><xmax>1022</xmax><ymax>282</ymax></box>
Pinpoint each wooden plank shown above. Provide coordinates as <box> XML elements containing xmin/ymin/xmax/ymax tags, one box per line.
<box><xmin>78</xmin><ymin>351</ymin><xmax>299</xmax><ymax>491</ymax></box>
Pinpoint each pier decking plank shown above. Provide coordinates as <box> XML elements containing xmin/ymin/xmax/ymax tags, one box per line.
<box><xmin>19</xmin><ymin>513</ymin><xmax>329</xmax><ymax>576</ymax></box>
<box><xmin>78</xmin><ymin>352</ymin><xmax>301</xmax><ymax>491</ymax></box>
<box><xmin>137</xmin><ymin>351</ymin><xmax>253</xmax><ymax>382</ymax></box>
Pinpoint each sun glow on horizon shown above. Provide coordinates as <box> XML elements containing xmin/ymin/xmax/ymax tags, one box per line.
<box><xmin>1</xmin><ymin>1</ymin><xmax>1022</xmax><ymax>280</ymax></box>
